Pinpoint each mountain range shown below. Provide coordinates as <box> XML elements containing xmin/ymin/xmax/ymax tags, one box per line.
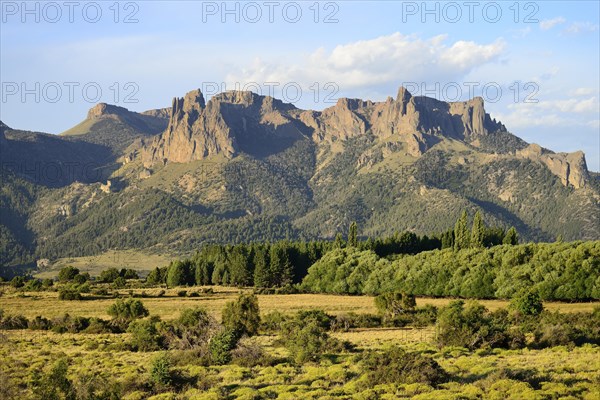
<box><xmin>1</xmin><ymin>87</ymin><xmax>598</xmax><ymax>270</ymax></box>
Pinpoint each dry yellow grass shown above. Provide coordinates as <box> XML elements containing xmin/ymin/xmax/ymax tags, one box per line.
<box><xmin>1</xmin><ymin>286</ymin><xmax>597</xmax><ymax>321</ymax></box>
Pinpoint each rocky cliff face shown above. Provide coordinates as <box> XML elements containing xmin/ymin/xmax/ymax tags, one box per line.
<box><xmin>517</xmin><ymin>144</ymin><xmax>589</xmax><ymax>188</ymax></box>
<box><xmin>138</xmin><ymin>86</ymin><xmax>589</xmax><ymax>189</ymax></box>
<box><xmin>142</xmin><ymin>86</ymin><xmax>507</xmax><ymax>164</ymax></box>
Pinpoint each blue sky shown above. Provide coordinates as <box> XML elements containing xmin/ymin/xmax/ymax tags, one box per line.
<box><xmin>1</xmin><ymin>0</ymin><xmax>599</xmax><ymax>170</ymax></box>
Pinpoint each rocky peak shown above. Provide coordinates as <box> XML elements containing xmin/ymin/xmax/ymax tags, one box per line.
<box><xmin>396</xmin><ymin>86</ymin><xmax>412</xmax><ymax>115</ymax></box>
<box><xmin>86</xmin><ymin>103</ymin><xmax>131</xmax><ymax>120</ymax></box>
<box><xmin>168</xmin><ymin>89</ymin><xmax>206</xmax><ymax>130</ymax></box>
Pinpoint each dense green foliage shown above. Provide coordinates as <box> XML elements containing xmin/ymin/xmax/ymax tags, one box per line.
<box><xmin>301</xmin><ymin>241</ymin><xmax>600</xmax><ymax>300</ymax></box>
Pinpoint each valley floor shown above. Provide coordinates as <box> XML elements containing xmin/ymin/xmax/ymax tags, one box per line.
<box><xmin>1</xmin><ymin>287</ymin><xmax>599</xmax><ymax>399</ymax></box>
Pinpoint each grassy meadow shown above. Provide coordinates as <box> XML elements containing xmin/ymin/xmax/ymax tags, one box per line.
<box><xmin>1</xmin><ymin>286</ymin><xmax>598</xmax><ymax>320</ymax></box>
<box><xmin>1</xmin><ymin>283</ymin><xmax>600</xmax><ymax>399</ymax></box>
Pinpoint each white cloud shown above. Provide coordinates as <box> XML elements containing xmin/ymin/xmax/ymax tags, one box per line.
<box><xmin>540</xmin><ymin>17</ymin><xmax>566</xmax><ymax>30</ymax></box>
<box><xmin>570</xmin><ymin>87</ymin><xmax>595</xmax><ymax>96</ymax></box>
<box><xmin>511</xmin><ymin>27</ymin><xmax>531</xmax><ymax>39</ymax></box>
<box><xmin>563</xmin><ymin>22</ymin><xmax>599</xmax><ymax>34</ymax></box>
<box><xmin>494</xmin><ymin>97</ymin><xmax>599</xmax><ymax>129</ymax></box>
<box><xmin>225</xmin><ymin>32</ymin><xmax>506</xmax><ymax>94</ymax></box>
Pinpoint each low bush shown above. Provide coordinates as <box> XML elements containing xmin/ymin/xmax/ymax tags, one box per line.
<box><xmin>231</xmin><ymin>337</ymin><xmax>272</xmax><ymax>367</ymax></box>
<box><xmin>209</xmin><ymin>329</ymin><xmax>239</xmax><ymax>365</ymax></box>
<box><xmin>128</xmin><ymin>316</ymin><xmax>164</xmax><ymax>351</ymax></box>
<box><xmin>28</xmin><ymin>316</ymin><xmax>51</xmax><ymax>330</ymax></box>
<box><xmin>0</xmin><ymin>313</ymin><xmax>29</xmax><ymax>329</ymax></box>
<box><xmin>58</xmin><ymin>288</ymin><xmax>82</xmax><ymax>301</ymax></box>
<box><xmin>360</xmin><ymin>346</ymin><xmax>448</xmax><ymax>387</ymax></box>
<box><xmin>222</xmin><ymin>294</ymin><xmax>261</xmax><ymax>337</ymax></box>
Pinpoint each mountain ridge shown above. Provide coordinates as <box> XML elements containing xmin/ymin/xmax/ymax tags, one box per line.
<box><xmin>0</xmin><ymin>87</ymin><xmax>598</xmax><ymax>269</ymax></box>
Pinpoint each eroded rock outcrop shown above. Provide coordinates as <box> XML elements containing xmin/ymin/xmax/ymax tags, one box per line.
<box><xmin>139</xmin><ymin>86</ymin><xmax>587</xmax><ymax>191</ymax></box>
<box><xmin>517</xmin><ymin>144</ymin><xmax>589</xmax><ymax>188</ymax></box>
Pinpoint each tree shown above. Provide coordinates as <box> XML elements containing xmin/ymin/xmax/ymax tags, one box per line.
<box><xmin>471</xmin><ymin>211</ymin><xmax>485</xmax><ymax>248</ymax></box>
<box><xmin>454</xmin><ymin>211</ymin><xmax>470</xmax><ymax>251</ymax></box>
<box><xmin>146</xmin><ymin>267</ymin><xmax>166</xmax><ymax>286</ymax></box>
<box><xmin>334</xmin><ymin>233</ymin><xmax>345</xmax><ymax>249</ymax></box>
<box><xmin>348</xmin><ymin>222</ymin><xmax>358</xmax><ymax>248</ymax></box>
<box><xmin>195</xmin><ymin>259</ymin><xmax>213</xmax><ymax>286</ymax></box>
<box><xmin>441</xmin><ymin>230</ymin><xmax>454</xmax><ymax>249</ymax></box>
<box><xmin>503</xmin><ymin>227</ymin><xmax>519</xmax><ymax>245</ymax></box>
<box><xmin>270</xmin><ymin>244</ymin><xmax>293</xmax><ymax>287</ymax></box>
<box><xmin>253</xmin><ymin>247</ymin><xmax>271</xmax><ymax>288</ymax></box>
<box><xmin>222</xmin><ymin>294</ymin><xmax>261</xmax><ymax>337</ymax></box>
<box><xmin>58</xmin><ymin>266</ymin><xmax>80</xmax><ymax>282</ymax></box>
<box><xmin>166</xmin><ymin>260</ymin><xmax>193</xmax><ymax>287</ymax></box>
<box><xmin>229</xmin><ymin>247</ymin><xmax>252</xmax><ymax>286</ymax></box>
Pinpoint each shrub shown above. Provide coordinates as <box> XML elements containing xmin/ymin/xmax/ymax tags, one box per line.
<box><xmin>30</xmin><ymin>357</ymin><xmax>75</xmax><ymax>400</ymax></box>
<box><xmin>164</xmin><ymin>307</ymin><xmax>217</xmax><ymax>350</ymax></box>
<box><xmin>436</xmin><ymin>300</ymin><xmax>512</xmax><ymax>350</ymax></box>
<box><xmin>99</xmin><ymin>268</ymin><xmax>120</xmax><ymax>283</ymax></box>
<box><xmin>222</xmin><ymin>294</ymin><xmax>261</xmax><ymax>337</ymax></box>
<box><xmin>127</xmin><ymin>316</ymin><xmax>164</xmax><ymax>351</ymax></box>
<box><xmin>150</xmin><ymin>352</ymin><xmax>172</xmax><ymax>388</ymax></box>
<box><xmin>209</xmin><ymin>329</ymin><xmax>239</xmax><ymax>365</ymax></box>
<box><xmin>28</xmin><ymin>316</ymin><xmax>52</xmax><ymax>330</ymax></box>
<box><xmin>73</xmin><ymin>273</ymin><xmax>89</xmax><ymax>284</ymax></box>
<box><xmin>84</xmin><ymin>317</ymin><xmax>113</xmax><ymax>334</ymax></box>
<box><xmin>360</xmin><ymin>346</ymin><xmax>448</xmax><ymax>387</ymax></box>
<box><xmin>0</xmin><ymin>314</ymin><xmax>29</xmax><ymax>329</ymax></box>
<box><xmin>261</xmin><ymin>311</ymin><xmax>288</xmax><ymax>333</ymax></box>
<box><xmin>41</xmin><ymin>278</ymin><xmax>54</xmax><ymax>288</ymax></box>
<box><xmin>9</xmin><ymin>276</ymin><xmax>25</xmax><ymax>288</ymax></box>
<box><xmin>231</xmin><ymin>338</ymin><xmax>271</xmax><ymax>367</ymax></box>
<box><xmin>510</xmin><ymin>289</ymin><xmax>544</xmax><ymax>316</ymax></box>
<box><xmin>112</xmin><ymin>276</ymin><xmax>127</xmax><ymax>288</ymax></box>
<box><xmin>72</xmin><ymin>373</ymin><xmax>122</xmax><ymax>400</ymax></box>
<box><xmin>107</xmin><ymin>298</ymin><xmax>149</xmax><ymax>329</ymax></box>
<box><xmin>177</xmin><ymin>290</ymin><xmax>187</xmax><ymax>297</ymax></box>
<box><xmin>24</xmin><ymin>279</ymin><xmax>43</xmax><ymax>291</ymax></box>
<box><xmin>280</xmin><ymin>310</ymin><xmax>340</xmax><ymax>364</ymax></box>
<box><xmin>51</xmin><ymin>314</ymin><xmax>90</xmax><ymax>333</ymax></box>
<box><xmin>58</xmin><ymin>288</ymin><xmax>82</xmax><ymax>300</ymax></box>
<box><xmin>58</xmin><ymin>266</ymin><xmax>80</xmax><ymax>282</ymax></box>
<box><xmin>375</xmin><ymin>291</ymin><xmax>416</xmax><ymax>318</ymax></box>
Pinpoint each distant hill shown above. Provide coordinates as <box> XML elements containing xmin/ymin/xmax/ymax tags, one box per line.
<box><xmin>0</xmin><ymin>87</ymin><xmax>598</xmax><ymax>269</ymax></box>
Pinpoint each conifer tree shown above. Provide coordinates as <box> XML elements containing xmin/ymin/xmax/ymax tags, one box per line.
<box><xmin>503</xmin><ymin>227</ymin><xmax>519</xmax><ymax>245</ymax></box>
<box><xmin>471</xmin><ymin>211</ymin><xmax>485</xmax><ymax>248</ymax></box>
<box><xmin>253</xmin><ymin>246</ymin><xmax>271</xmax><ymax>288</ymax></box>
<box><xmin>454</xmin><ymin>210</ymin><xmax>470</xmax><ymax>251</ymax></box>
<box><xmin>348</xmin><ymin>222</ymin><xmax>358</xmax><ymax>247</ymax></box>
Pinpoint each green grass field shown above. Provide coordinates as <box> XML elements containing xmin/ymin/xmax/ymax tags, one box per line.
<box><xmin>1</xmin><ymin>286</ymin><xmax>599</xmax><ymax>399</ymax></box>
